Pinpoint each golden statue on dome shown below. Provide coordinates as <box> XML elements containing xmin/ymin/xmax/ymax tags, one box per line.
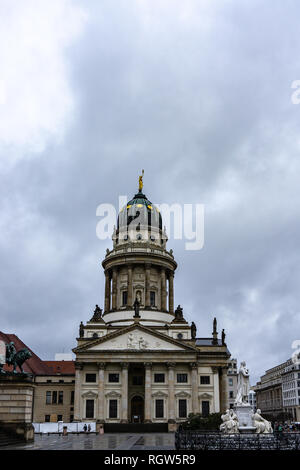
<box><xmin>139</xmin><ymin>169</ymin><xmax>144</xmax><ymax>192</ymax></box>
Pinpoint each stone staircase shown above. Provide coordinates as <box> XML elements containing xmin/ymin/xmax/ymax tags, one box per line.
<box><xmin>0</xmin><ymin>428</ymin><xmax>24</xmax><ymax>447</ymax></box>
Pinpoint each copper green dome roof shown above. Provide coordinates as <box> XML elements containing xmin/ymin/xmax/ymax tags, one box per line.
<box><xmin>117</xmin><ymin>190</ymin><xmax>162</xmax><ymax>231</ymax></box>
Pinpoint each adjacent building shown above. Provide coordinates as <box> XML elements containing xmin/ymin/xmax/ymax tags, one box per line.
<box><xmin>0</xmin><ymin>332</ymin><xmax>76</xmax><ymax>424</ymax></box>
<box><xmin>227</xmin><ymin>358</ymin><xmax>238</xmax><ymax>408</ymax></box>
<box><xmin>282</xmin><ymin>359</ymin><xmax>300</xmax><ymax>421</ymax></box>
<box><xmin>248</xmin><ymin>389</ymin><xmax>256</xmax><ymax>410</ymax></box>
<box><xmin>254</xmin><ymin>357</ymin><xmax>300</xmax><ymax>421</ymax></box>
<box><xmin>254</xmin><ymin>362</ymin><xmax>285</xmax><ymax>419</ymax></box>
<box><xmin>33</xmin><ymin>360</ymin><xmax>75</xmax><ymax>423</ymax></box>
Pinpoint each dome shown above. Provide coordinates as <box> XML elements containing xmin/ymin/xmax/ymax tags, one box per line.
<box><xmin>117</xmin><ymin>190</ymin><xmax>162</xmax><ymax>232</ymax></box>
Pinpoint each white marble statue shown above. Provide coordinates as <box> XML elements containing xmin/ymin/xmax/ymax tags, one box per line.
<box><xmin>252</xmin><ymin>409</ymin><xmax>273</xmax><ymax>434</ymax></box>
<box><xmin>235</xmin><ymin>361</ymin><xmax>250</xmax><ymax>406</ymax></box>
<box><xmin>220</xmin><ymin>409</ymin><xmax>239</xmax><ymax>434</ymax></box>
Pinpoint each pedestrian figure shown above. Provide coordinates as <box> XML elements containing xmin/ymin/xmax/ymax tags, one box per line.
<box><xmin>87</xmin><ymin>424</ymin><xmax>91</xmax><ymax>433</ymax></box>
<box><xmin>83</xmin><ymin>424</ymin><xmax>87</xmax><ymax>433</ymax></box>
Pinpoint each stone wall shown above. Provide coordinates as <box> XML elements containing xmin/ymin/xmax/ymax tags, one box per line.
<box><xmin>0</xmin><ymin>375</ymin><xmax>34</xmax><ymax>441</ymax></box>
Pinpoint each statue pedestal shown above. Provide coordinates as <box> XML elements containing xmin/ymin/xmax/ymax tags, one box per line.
<box><xmin>234</xmin><ymin>404</ymin><xmax>256</xmax><ymax>434</ymax></box>
<box><xmin>0</xmin><ymin>374</ymin><xmax>34</xmax><ymax>442</ymax></box>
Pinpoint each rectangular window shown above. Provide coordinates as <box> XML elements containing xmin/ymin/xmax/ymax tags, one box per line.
<box><xmin>46</xmin><ymin>391</ymin><xmax>51</xmax><ymax>404</ymax></box>
<box><xmin>122</xmin><ymin>291</ymin><xmax>128</xmax><ymax>306</ymax></box>
<box><xmin>85</xmin><ymin>373</ymin><xmax>96</xmax><ymax>383</ymax></box>
<box><xmin>154</xmin><ymin>373</ymin><xmax>165</xmax><ymax>383</ymax></box>
<box><xmin>59</xmin><ymin>380</ymin><xmax>64</xmax><ymax>383</ymax></box>
<box><xmin>86</xmin><ymin>400</ymin><xmax>94</xmax><ymax>419</ymax></box>
<box><xmin>108</xmin><ymin>373</ymin><xmax>120</xmax><ymax>383</ymax></box>
<box><xmin>58</xmin><ymin>391</ymin><xmax>63</xmax><ymax>404</ymax></box>
<box><xmin>177</xmin><ymin>373</ymin><xmax>188</xmax><ymax>383</ymax></box>
<box><xmin>46</xmin><ymin>380</ymin><xmax>52</xmax><ymax>383</ymax></box>
<box><xmin>228</xmin><ymin>378</ymin><xmax>233</xmax><ymax>386</ymax></box>
<box><xmin>70</xmin><ymin>391</ymin><xmax>74</xmax><ymax>405</ymax></box>
<box><xmin>229</xmin><ymin>391</ymin><xmax>234</xmax><ymax>398</ymax></box>
<box><xmin>200</xmin><ymin>376</ymin><xmax>210</xmax><ymax>385</ymax></box>
<box><xmin>132</xmin><ymin>376</ymin><xmax>143</xmax><ymax>386</ymax></box>
<box><xmin>179</xmin><ymin>399</ymin><xmax>187</xmax><ymax>418</ymax></box>
<box><xmin>57</xmin><ymin>415</ymin><xmax>63</xmax><ymax>422</ymax></box>
<box><xmin>109</xmin><ymin>399</ymin><xmax>118</xmax><ymax>418</ymax></box>
<box><xmin>150</xmin><ymin>291</ymin><xmax>156</xmax><ymax>307</ymax></box>
<box><xmin>52</xmin><ymin>391</ymin><xmax>57</xmax><ymax>404</ymax></box>
<box><xmin>45</xmin><ymin>415</ymin><xmax>50</xmax><ymax>422</ymax></box>
<box><xmin>155</xmin><ymin>399</ymin><xmax>164</xmax><ymax>418</ymax></box>
<box><xmin>202</xmin><ymin>401</ymin><xmax>210</xmax><ymax>417</ymax></box>
<box><xmin>70</xmin><ymin>415</ymin><xmax>74</xmax><ymax>422</ymax></box>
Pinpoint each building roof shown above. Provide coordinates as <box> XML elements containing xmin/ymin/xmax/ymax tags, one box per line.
<box><xmin>117</xmin><ymin>190</ymin><xmax>162</xmax><ymax>231</ymax></box>
<box><xmin>0</xmin><ymin>331</ymin><xmax>52</xmax><ymax>375</ymax></box>
<box><xmin>44</xmin><ymin>361</ymin><xmax>75</xmax><ymax>375</ymax></box>
<box><xmin>195</xmin><ymin>338</ymin><xmax>223</xmax><ymax>346</ymax></box>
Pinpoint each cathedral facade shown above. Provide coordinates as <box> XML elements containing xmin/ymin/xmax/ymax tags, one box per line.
<box><xmin>73</xmin><ymin>178</ymin><xmax>230</xmax><ymax>431</ymax></box>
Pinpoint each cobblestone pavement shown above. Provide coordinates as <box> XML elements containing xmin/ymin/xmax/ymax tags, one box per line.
<box><xmin>1</xmin><ymin>433</ymin><xmax>175</xmax><ymax>450</ymax></box>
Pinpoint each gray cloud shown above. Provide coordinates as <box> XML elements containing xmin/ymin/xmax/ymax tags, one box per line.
<box><xmin>1</xmin><ymin>0</ymin><xmax>300</xmax><ymax>383</ymax></box>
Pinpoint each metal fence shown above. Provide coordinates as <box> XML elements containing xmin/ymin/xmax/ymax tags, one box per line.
<box><xmin>175</xmin><ymin>431</ymin><xmax>300</xmax><ymax>451</ymax></box>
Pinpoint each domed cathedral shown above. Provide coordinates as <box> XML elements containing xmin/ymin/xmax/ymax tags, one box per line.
<box><xmin>103</xmin><ymin>169</ymin><xmax>177</xmax><ymax>326</ymax></box>
<box><xmin>73</xmin><ymin>172</ymin><xmax>231</xmax><ymax>432</ymax></box>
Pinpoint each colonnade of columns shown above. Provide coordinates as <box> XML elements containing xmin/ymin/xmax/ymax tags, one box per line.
<box><xmin>104</xmin><ymin>265</ymin><xmax>174</xmax><ymax>313</ymax></box>
<box><xmin>73</xmin><ymin>362</ymin><xmax>206</xmax><ymax>422</ymax></box>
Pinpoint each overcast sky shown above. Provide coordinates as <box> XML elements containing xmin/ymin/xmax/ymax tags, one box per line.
<box><xmin>1</xmin><ymin>0</ymin><xmax>300</xmax><ymax>383</ymax></box>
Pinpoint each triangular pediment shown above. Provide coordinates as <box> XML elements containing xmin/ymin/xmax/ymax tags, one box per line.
<box><xmin>73</xmin><ymin>323</ymin><xmax>198</xmax><ymax>353</ymax></box>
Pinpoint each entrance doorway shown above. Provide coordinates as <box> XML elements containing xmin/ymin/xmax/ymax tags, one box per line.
<box><xmin>131</xmin><ymin>396</ymin><xmax>144</xmax><ymax>423</ymax></box>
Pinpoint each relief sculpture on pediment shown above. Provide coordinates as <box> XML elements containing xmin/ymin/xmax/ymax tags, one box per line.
<box><xmin>127</xmin><ymin>333</ymin><xmax>149</xmax><ymax>349</ymax></box>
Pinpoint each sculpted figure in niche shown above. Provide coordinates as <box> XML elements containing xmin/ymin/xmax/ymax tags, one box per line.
<box><xmin>133</xmin><ymin>297</ymin><xmax>140</xmax><ymax>318</ymax></box>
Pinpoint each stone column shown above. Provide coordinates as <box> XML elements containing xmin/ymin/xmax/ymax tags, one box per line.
<box><xmin>161</xmin><ymin>268</ymin><xmax>166</xmax><ymax>311</ymax></box>
<box><xmin>219</xmin><ymin>366</ymin><xmax>229</xmax><ymax>413</ymax></box>
<box><xmin>97</xmin><ymin>363</ymin><xmax>106</xmax><ymax>422</ymax></box>
<box><xmin>212</xmin><ymin>367</ymin><xmax>220</xmax><ymax>413</ymax></box>
<box><xmin>104</xmin><ymin>271</ymin><xmax>111</xmax><ymax>313</ymax></box>
<box><xmin>112</xmin><ymin>268</ymin><xmax>117</xmax><ymax>310</ymax></box>
<box><xmin>190</xmin><ymin>362</ymin><xmax>199</xmax><ymax>414</ymax></box>
<box><xmin>144</xmin><ymin>363</ymin><xmax>152</xmax><ymax>422</ymax></box>
<box><xmin>168</xmin><ymin>272</ymin><xmax>174</xmax><ymax>314</ymax></box>
<box><xmin>74</xmin><ymin>362</ymin><xmax>83</xmax><ymax>421</ymax></box>
<box><xmin>167</xmin><ymin>363</ymin><xmax>176</xmax><ymax>422</ymax></box>
<box><xmin>127</xmin><ymin>264</ymin><xmax>133</xmax><ymax>307</ymax></box>
<box><xmin>121</xmin><ymin>363</ymin><xmax>129</xmax><ymax>423</ymax></box>
<box><xmin>145</xmin><ymin>263</ymin><xmax>151</xmax><ymax>308</ymax></box>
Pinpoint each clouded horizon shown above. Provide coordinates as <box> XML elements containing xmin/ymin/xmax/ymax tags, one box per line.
<box><xmin>1</xmin><ymin>0</ymin><xmax>300</xmax><ymax>384</ymax></box>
